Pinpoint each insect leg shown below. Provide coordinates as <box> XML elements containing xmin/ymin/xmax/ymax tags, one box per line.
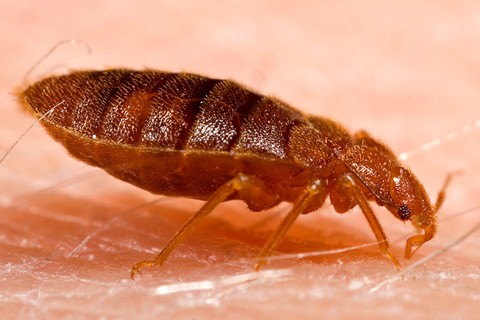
<box><xmin>255</xmin><ymin>179</ymin><xmax>324</xmax><ymax>270</ymax></box>
<box><xmin>404</xmin><ymin>225</ymin><xmax>435</xmax><ymax>259</ymax></box>
<box><xmin>342</xmin><ymin>173</ymin><xmax>402</xmax><ymax>270</ymax></box>
<box><xmin>404</xmin><ymin>172</ymin><xmax>457</xmax><ymax>258</ymax></box>
<box><xmin>130</xmin><ymin>173</ymin><xmax>274</xmax><ymax>279</ymax></box>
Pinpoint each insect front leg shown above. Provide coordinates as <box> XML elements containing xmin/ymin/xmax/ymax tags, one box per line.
<box><xmin>130</xmin><ymin>173</ymin><xmax>278</xmax><ymax>279</ymax></box>
<box><xmin>405</xmin><ymin>233</ymin><xmax>429</xmax><ymax>259</ymax></box>
<box><xmin>404</xmin><ymin>172</ymin><xmax>456</xmax><ymax>259</ymax></box>
<box><xmin>339</xmin><ymin>173</ymin><xmax>402</xmax><ymax>270</ymax></box>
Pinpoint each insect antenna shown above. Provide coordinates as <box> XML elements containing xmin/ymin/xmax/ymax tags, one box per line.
<box><xmin>434</xmin><ymin>171</ymin><xmax>461</xmax><ymax>213</ymax></box>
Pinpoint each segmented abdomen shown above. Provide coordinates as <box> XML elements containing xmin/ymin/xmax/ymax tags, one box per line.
<box><xmin>22</xmin><ymin>70</ymin><xmax>305</xmax><ymax>159</ymax></box>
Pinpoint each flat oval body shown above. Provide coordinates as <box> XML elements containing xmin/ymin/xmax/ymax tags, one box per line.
<box><xmin>20</xmin><ymin>70</ymin><xmax>352</xmax><ymax>212</ymax></box>
<box><xmin>19</xmin><ymin>69</ymin><xmax>445</xmax><ymax>274</ymax></box>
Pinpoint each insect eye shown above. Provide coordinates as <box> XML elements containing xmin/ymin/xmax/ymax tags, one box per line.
<box><xmin>398</xmin><ymin>204</ymin><xmax>411</xmax><ymax>220</ymax></box>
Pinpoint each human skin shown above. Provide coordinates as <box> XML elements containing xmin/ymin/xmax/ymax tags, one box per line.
<box><xmin>1</xmin><ymin>1</ymin><xmax>479</xmax><ymax>319</ymax></box>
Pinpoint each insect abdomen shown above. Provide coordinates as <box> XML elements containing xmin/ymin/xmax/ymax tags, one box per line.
<box><xmin>21</xmin><ymin>70</ymin><xmax>305</xmax><ymax>160</ymax></box>
<box><xmin>20</xmin><ymin>70</ymin><xmax>314</xmax><ymax>201</ymax></box>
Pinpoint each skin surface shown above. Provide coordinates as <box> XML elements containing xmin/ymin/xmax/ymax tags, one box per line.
<box><xmin>1</xmin><ymin>1</ymin><xmax>479</xmax><ymax>319</ymax></box>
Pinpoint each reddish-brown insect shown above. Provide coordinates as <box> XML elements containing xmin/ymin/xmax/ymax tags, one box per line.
<box><xmin>19</xmin><ymin>69</ymin><xmax>450</xmax><ymax>278</ymax></box>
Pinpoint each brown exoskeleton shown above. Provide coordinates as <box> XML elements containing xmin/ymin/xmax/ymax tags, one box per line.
<box><xmin>19</xmin><ymin>70</ymin><xmax>451</xmax><ymax>278</ymax></box>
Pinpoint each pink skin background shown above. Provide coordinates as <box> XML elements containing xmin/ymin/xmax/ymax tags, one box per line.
<box><xmin>1</xmin><ymin>1</ymin><xmax>479</xmax><ymax>319</ymax></box>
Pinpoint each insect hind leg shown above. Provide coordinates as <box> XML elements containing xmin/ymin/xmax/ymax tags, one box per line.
<box><xmin>130</xmin><ymin>173</ymin><xmax>278</xmax><ymax>279</ymax></box>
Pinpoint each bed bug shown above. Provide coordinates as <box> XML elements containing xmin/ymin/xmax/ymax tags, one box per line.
<box><xmin>18</xmin><ymin>69</ymin><xmax>450</xmax><ymax>278</ymax></box>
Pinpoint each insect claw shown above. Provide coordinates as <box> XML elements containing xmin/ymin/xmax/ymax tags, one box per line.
<box><xmin>130</xmin><ymin>260</ymin><xmax>155</xmax><ymax>280</ymax></box>
<box><xmin>130</xmin><ymin>267</ymin><xmax>141</xmax><ymax>280</ymax></box>
<box><xmin>254</xmin><ymin>258</ymin><xmax>268</xmax><ymax>271</ymax></box>
<box><xmin>383</xmin><ymin>250</ymin><xmax>402</xmax><ymax>271</ymax></box>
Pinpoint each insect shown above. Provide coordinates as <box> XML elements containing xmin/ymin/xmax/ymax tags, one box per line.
<box><xmin>18</xmin><ymin>69</ymin><xmax>450</xmax><ymax>278</ymax></box>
